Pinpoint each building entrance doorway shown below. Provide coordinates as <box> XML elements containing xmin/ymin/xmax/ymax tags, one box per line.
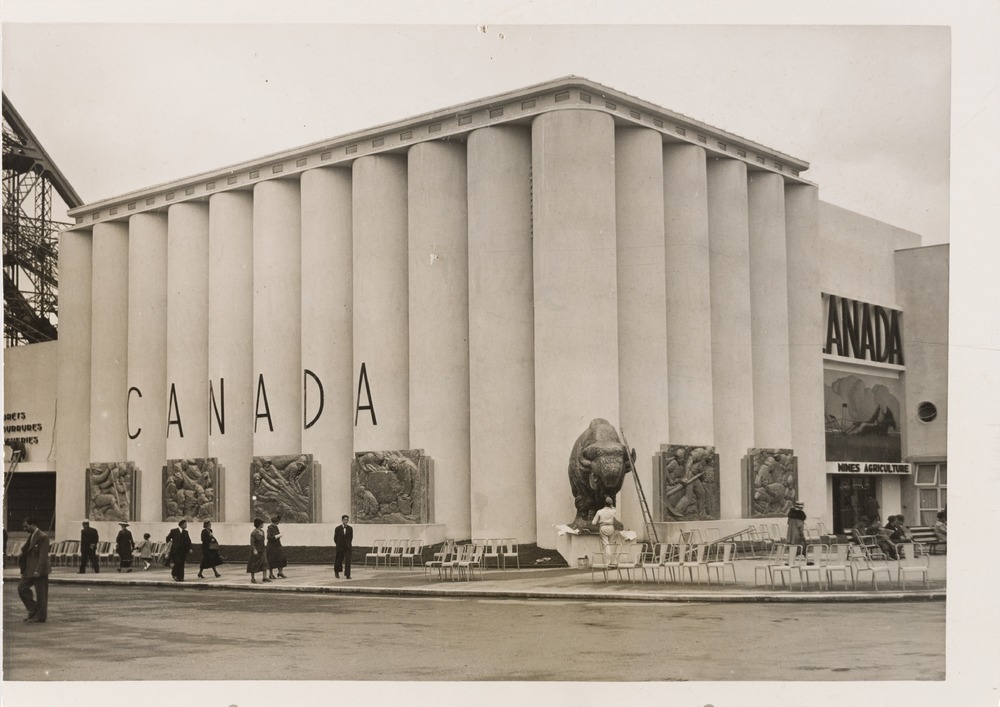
<box><xmin>832</xmin><ymin>476</ymin><xmax>880</xmax><ymax>534</ymax></box>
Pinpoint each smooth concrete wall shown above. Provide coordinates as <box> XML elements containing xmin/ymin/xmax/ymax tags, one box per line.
<box><xmin>208</xmin><ymin>191</ymin><xmax>255</xmax><ymax>522</ymax></box>
<box><xmin>127</xmin><ymin>213</ymin><xmax>168</xmax><ymax>522</ymax></box>
<box><xmin>408</xmin><ymin>141</ymin><xmax>471</xmax><ymax>539</ymax></box>
<box><xmin>785</xmin><ymin>184</ymin><xmax>826</xmax><ymax>514</ymax></box>
<box><xmin>706</xmin><ymin>158</ymin><xmax>755</xmax><ymax>520</ymax></box>
<box><xmin>532</xmin><ymin>110</ymin><xmax>619</xmax><ymax>548</ymax></box>
<box><xmin>662</xmin><ymin>144</ymin><xmax>714</xmax><ymax>445</ymax></box>
<box><xmin>252</xmin><ymin>179</ymin><xmax>302</xmax><ymax>456</ymax></box>
<box><xmin>467</xmin><ymin>125</ymin><xmax>536</xmax><ymax>542</ymax></box>
<box><xmin>166</xmin><ymin>203</ymin><xmax>210</xmax><ymax>459</ymax></box>
<box><xmin>352</xmin><ymin>154</ymin><xmax>409</xmax><ymax>451</ymax></box>
<box><xmin>615</xmin><ymin>126</ymin><xmax>669</xmax><ymax>537</ymax></box>
<box><xmin>90</xmin><ymin>221</ymin><xmax>130</xmax><ymax>464</ymax></box>
<box><xmin>747</xmin><ymin>172</ymin><xmax>793</xmax><ymax>447</ymax></box>
<box><xmin>300</xmin><ymin>167</ymin><xmax>354</xmax><ymax>522</ymax></box>
<box><xmin>894</xmin><ymin>245</ymin><xmax>949</xmax><ymax>458</ymax></box>
<box><xmin>56</xmin><ymin>229</ymin><xmax>93</xmax><ymax>529</ymax></box>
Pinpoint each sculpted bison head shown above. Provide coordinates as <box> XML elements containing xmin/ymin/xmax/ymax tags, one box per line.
<box><xmin>567</xmin><ymin>419</ymin><xmax>630</xmax><ymax>529</ymax></box>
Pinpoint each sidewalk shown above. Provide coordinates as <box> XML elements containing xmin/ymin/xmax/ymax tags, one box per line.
<box><xmin>11</xmin><ymin>553</ymin><xmax>947</xmax><ymax>603</ymax></box>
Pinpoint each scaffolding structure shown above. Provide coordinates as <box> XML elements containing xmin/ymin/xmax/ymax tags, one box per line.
<box><xmin>2</xmin><ymin>94</ymin><xmax>81</xmax><ymax>347</ymax></box>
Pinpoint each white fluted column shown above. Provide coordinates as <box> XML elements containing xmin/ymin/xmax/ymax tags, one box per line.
<box><xmin>352</xmin><ymin>154</ymin><xmax>409</xmax><ymax>452</ymax></box>
<box><xmin>532</xmin><ymin>109</ymin><xmax>619</xmax><ymax>549</ymax></box>
<box><xmin>615</xmin><ymin>126</ymin><xmax>669</xmax><ymax>538</ymax></box>
<box><xmin>208</xmin><ymin>190</ymin><xmax>255</xmax><ymax>522</ymax></box>
<box><xmin>90</xmin><ymin>221</ymin><xmax>130</xmax><ymax>465</ymax></box>
<box><xmin>707</xmin><ymin>158</ymin><xmax>755</xmax><ymax>520</ymax></box>
<box><xmin>166</xmin><ymin>202</ymin><xmax>210</xmax><ymax>459</ymax></box>
<box><xmin>127</xmin><ymin>213</ymin><xmax>168</xmax><ymax>521</ymax></box>
<box><xmin>785</xmin><ymin>183</ymin><xmax>825</xmax><ymax>509</ymax></box>
<box><xmin>301</xmin><ymin>167</ymin><xmax>354</xmax><ymax>523</ymax></box>
<box><xmin>662</xmin><ymin>144</ymin><xmax>714</xmax><ymax>444</ymax></box>
<box><xmin>252</xmin><ymin>179</ymin><xmax>302</xmax><ymax>456</ymax></box>
<box><xmin>747</xmin><ymin>172</ymin><xmax>793</xmax><ymax>446</ymax></box>
<box><xmin>467</xmin><ymin>125</ymin><xmax>536</xmax><ymax>543</ymax></box>
<box><xmin>56</xmin><ymin>228</ymin><xmax>93</xmax><ymax>529</ymax></box>
<box><xmin>408</xmin><ymin>140</ymin><xmax>471</xmax><ymax>539</ymax></box>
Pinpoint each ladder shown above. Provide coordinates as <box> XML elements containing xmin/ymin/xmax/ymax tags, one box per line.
<box><xmin>619</xmin><ymin>428</ymin><xmax>659</xmax><ymax>546</ymax></box>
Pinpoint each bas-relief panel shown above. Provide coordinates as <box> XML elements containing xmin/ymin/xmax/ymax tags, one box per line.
<box><xmin>250</xmin><ymin>454</ymin><xmax>318</xmax><ymax>523</ymax></box>
<box><xmin>86</xmin><ymin>462</ymin><xmax>139</xmax><ymax>522</ymax></box>
<box><xmin>654</xmin><ymin>445</ymin><xmax>720</xmax><ymax>522</ymax></box>
<box><xmin>163</xmin><ymin>458</ymin><xmax>221</xmax><ymax>522</ymax></box>
<box><xmin>351</xmin><ymin>450</ymin><xmax>432</xmax><ymax>524</ymax></box>
<box><xmin>744</xmin><ymin>448</ymin><xmax>798</xmax><ymax>518</ymax></box>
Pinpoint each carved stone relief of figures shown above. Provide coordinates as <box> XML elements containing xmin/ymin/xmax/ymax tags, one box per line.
<box><xmin>351</xmin><ymin>450</ymin><xmax>432</xmax><ymax>524</ymax></box>
<box><xmin>249</xmin><ymin>454</ymin><xmax>318</xmax><ymax>523</ymax></box>
<box><xmin>743</xmin><ymin>448</ymin><xmax>798</xmax><ymax>518</ymax></box>
<box><xmin>163</xmin><ymin>458</ymin><xmax>221</xmax><ymax>522</ymax></box>
<box><xmin>653</xmin><ymin>445</ymin><xmax>720</xmax><ymax>522</ymax></box>
<box><xmin>86</xmin><ymin>462</ymin><xmax>139</xmax><ymax>522</ymax></box>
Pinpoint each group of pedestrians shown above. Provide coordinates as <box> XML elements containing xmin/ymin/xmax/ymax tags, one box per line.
<box><xmin>76</xmin><ymin>519</ymin><xmax>155</xmax><ymax>573</ymax></box>
<box><xmin>164</xmin><ymin>519</ymin><xmax>225</xmax><ymax>581</ymax></box>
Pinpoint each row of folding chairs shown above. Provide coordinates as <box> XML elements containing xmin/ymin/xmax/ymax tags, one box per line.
<box><xmin>423</xmin><ymin>542</ymin><xmax>487</xmax><ymax>581</ymax></box>
<box><xmin>590</xmin><ymin>541</ymin><xmax>738</xmax><ymax>586</ymax></box>
<box><xmin>470</xmin><ymin>538</ymin><xmax>520</xmax><ymax>570</ymax></box>
<box><xmin>754</xmin><ymin>542</ymin><xmax>930</xmax><ymax>591</ymax></box>
<box><xmin>363</xmin><ymin>539</ymin><xmax>426</xmax><ymax>569</ymax></box>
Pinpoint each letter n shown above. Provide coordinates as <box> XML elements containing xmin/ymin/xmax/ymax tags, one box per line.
<box><xmin>210</xmin><ymin>378</ymin><xmax>225</xmax><ymax>435</ymax></box>
<box><xmin>166</xmin><ymin>383</ymin><xmax>184</xmax><ymax>438</ymax></box>
<box><xmin>255</xmin><ymin>374</ymin><xmax>274</xmax><ymax>433</ymax></box>
<box><xmin>355</xmin><ymin>362</ymin><xmax>377</xmax><ymax>426</ymax></box>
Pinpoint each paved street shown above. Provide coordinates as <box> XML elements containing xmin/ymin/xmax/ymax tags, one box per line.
<box><xmin>3</xmin><ymin>582</ymin><xmax>944</xmax><ymax>681</ymax></box>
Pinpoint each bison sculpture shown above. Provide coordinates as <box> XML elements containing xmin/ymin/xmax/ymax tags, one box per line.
<box><xmin>567</xmin><ymin>418</ymin><xmax>631</xmax><ymax>530</ymax></box>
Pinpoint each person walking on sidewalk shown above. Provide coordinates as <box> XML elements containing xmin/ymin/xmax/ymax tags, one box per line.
<box><xmin>247</xmin><ymin>518</ymin><xmax>270</xmax><ymax>584</ymax></box>
<box><xmin>116</xmin><ymin>522</ymin><xmax>135</xmax><ymax>572</ymax></box>
<box><xmin>198</xmin><ymin>521</ymin><xmax>223</xmax><ymax>579</ymax></box>
<box><xmin>786</xmin><ymin>501</ymin><xmax>807</xmax><ymax>559</ymax></box>
<box><xmin>135</xmin><ymin>533</ymin><xmax>154</xmax><ymax>570</ymax></box>
<box><xmin>334</xmin><ymin>515</ymin><xmax>353</xmax><ymax>579</ymax></box>
<box><xmin>166</xmin><ymin>519</ymin><xmax>193</xmax><ymax>581</ymax></box>
<box><xmin>18</xmin><ymin>517</ymin><xmax>51</xmax><ymax>623</ymax></box>
<box><xmin>266</xmin><ymin>514</ymin><xmax>287</xmax><ymax>579</ymax></box>
<box><xmin>79</xmin><ymin>520</ymin><xmax>100</xmax><ymax>573</ymax></box>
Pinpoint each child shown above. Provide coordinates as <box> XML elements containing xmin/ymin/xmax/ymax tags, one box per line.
<box><xmin>135</xmin><ymin>533</ymin><xmax>154</xmax><ymax>570</ymax></box>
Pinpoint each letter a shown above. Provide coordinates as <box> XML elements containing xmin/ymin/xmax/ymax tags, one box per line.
<box><xmin>355</xmin><ymin>362</ymin><xmax>377</xmax><ymax>426</ymax></box>
<box><xmin>166</xmin><ymin>383</ymin><xmax>184</xmax><ymax>438</ymax></box>
<box><xmin>255</xmin><ymin>374</ymin><xmax>274</xmax><ymax>433</ymax></box>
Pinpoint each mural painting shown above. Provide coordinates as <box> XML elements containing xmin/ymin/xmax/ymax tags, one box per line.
<box><xmin>653</xmin><ymin>445</ymin><xmax>720</xmax><ymax>522</ymax></box>
<box><xmin>163</xmin><ymin>458</ymin><xmax>221</xmax><ymax>522</ymax></box>
<box><xmin>824</xmin><ymin>371</ymin><xmax>902</xmax><ymax>462</ymax></box>
<box><xmin>85</xmin><ymin>461</ymin><xmax>138</xmax><ymax>521</ymax></box>
<box><xmin>250</xmin><ymin>454</ymin><xmax>318</xmax><ymax>523</ymax></box>
<box><xmin>351</xmin><ymin>450</ymin><xmax>432</xmax><ymax>524</ymax></box>
<box><xmin>743</xmin><ymin>448</ymin><xmax>798</xmax><ymax>518</ymax></box>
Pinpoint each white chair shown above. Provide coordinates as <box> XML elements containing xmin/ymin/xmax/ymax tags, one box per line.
<box><xmin>851</xmin><ymin>545</ymin><xmax>893</xmax><ymax>590</ymax></box>
<box><xmin>500</xmin><ymin>538</ymin><xmax>520</xmax><ymax>570</ymax></box>
<box><xmin>364</xmin><ymin>539</ymin><xmax>388</xmax><ymax>569</ymax></box>
<box><xmin>771</xmin><ymin>545</ymin><xmax>805</xmax><ymax>589</ymax></box>
<box><xmin>398</xmin><ymin>540</ymin><xmax>424</xmax><ymax>569</ymax></box>
<box><xmin>614</xmin><ymin>543</ymin><xmax>646</xmax><ymax>583</ymax></box>
<box><xmin>706</xmin><ymin>542</ymin><xmax>737</xmax><ymax>585</ymax></box>
<box><xmin>679</xmin><ymin>544</ymin><xmax>709</xmax><ymax>584</ymax></box>
<box><xmin>800</xmin><ymin>543</ymin><xmax>828</xmax><ymax>589</ymax></box>
<box><xmin>481</xmin><ymin>539</ymin><xmax>502</xmax><ymax>570</ymax></box>
<box><xmin>755</xmin><ymin>543</ymin><xmax>788</xmax><ymax>586</ymax></box>
<box><xmin>657</xmin><ymin>543</ymin><xmax>687</xmax><ymax>584</ymax></box>
<box><xmin>824</xmin><ymin>543</ymin><xmax>855</xmax><ymax>590</ymax></box>
<box><xmin>896</xmin><ymin>543</ymin><xmax>930</xmax><ymax>589</ymax></box>
<box><xmin>590</xmin><ymin>543</ymin><xmax>620</xmax><ymax>583</ymax></box>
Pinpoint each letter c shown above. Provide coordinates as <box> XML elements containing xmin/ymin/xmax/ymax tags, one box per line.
<box><xmin>127</xmin><ymin>386</ymin><xmax>142</xmax><ymax>440</ymax></box>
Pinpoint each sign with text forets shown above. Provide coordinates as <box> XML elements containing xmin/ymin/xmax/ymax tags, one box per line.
<box><xmin>827</xmin><ymin>461</ymin><xmax>911</xmax><ymax>475</ymax></box>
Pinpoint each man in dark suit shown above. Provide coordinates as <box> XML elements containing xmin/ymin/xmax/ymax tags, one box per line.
<box><xmin>79</xmin><ymin>520</ymin><xmax>100</xmax><ymax>573</ymax></box>
<box><xmin>333</xmin><ymin>514</ymin><xmax>353</xmax><ymax>579</ymax></box>
<box><xmin>166</xmin><ymin>519</ymin><xmax>193</xmax><ymax>581</ymax></box>
<box><xmin>18</xmin><ymin>517</ymin><xmax>52</xmax><ymax>623</ymax></box>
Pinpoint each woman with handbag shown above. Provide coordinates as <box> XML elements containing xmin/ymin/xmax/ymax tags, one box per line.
<box><xmin>197</xmin><ymin>520</ymin><xmax>223</xmax><ymax>579</ymax></box>
<box><xmin>246</xmin><ymin>518</ymin><xmax>270</xmax><ymax>584</ymax></box>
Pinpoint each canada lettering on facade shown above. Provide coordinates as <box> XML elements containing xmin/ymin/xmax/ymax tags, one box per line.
<box><xmin>127</xmin><ymin>364</ymin><xmax>378</xmax><ymax>439</ymax></box>
<box><xmin>823</xmin><ymin>294</ymin><xmax>904</xmax><ymax>365</ymax></box>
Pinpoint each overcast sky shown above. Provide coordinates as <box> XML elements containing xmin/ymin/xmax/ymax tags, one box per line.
<box><xmin>3</xmin><ymin>23</ymin><xmax>950</xmax><ymax>244</ymax></box>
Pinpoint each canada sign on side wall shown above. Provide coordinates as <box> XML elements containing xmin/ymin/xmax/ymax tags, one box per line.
<box><xmin>823</xmin><ymin>293</ymin><xmax>904</xmax><ymax>366</ymax></box>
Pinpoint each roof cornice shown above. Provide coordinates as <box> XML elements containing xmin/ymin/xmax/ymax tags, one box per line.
<box><xmin>68</xmin><ymin>76</ymin><xmax>812</xmax><ymax>226</ymax></box>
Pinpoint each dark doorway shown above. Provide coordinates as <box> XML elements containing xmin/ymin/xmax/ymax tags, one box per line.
<box><xmin>832</xmin><ymin>475</ymin><xmax>880</xmax><ymax>534</ymax></box>
<box><xmin>4</xmin><ymin>471</ymin><xmax>56</xmax><ymax>533</ymax></box>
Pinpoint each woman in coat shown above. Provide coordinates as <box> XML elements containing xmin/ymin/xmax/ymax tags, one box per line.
<box><xmin>198</xmin><ymin>520</ymin><xmax>223</xmax><ymax>579</ymax></box>
<box><xmin>266</xmin><ymin>514</ymin><xmax>287</xmax><ymax>580</ymax></box>
<box><xmin>115</xmin><ymin>522</ymin><xmax>135</xmax><ymax>572</ymax></box>
<box><xmin>246</xmin><ymin>518</ymin><xmax>270</xmax><ymax>584</ymax></box>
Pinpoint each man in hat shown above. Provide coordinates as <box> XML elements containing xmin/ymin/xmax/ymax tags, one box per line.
<box><xmin>786</xmin><ymin>500</ymin><xmax>807</xmax><ymax>558</ymax></box>
<box><xmin>166</xmin><ymin>519</ymin><xmax>193</xmax><ymax>581</ymax></box>
<box><xmin>79</xmin><ymin>520</ymin><xmax>100</xmax><ymax>573</ymax></box>
<box><xmin>18</xmin><ymin>517</ymin><xmax>51</xmax><ymax>623</ymax></box>
<box><xmin>115</xmin><ymin>521</ymin><xmax>135</xmax><ymax>572</ymax></box>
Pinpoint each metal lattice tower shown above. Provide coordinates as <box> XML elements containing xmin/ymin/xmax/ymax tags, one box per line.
<box><xmin>3</xmin><ymin>94</ymin><xmax>82</xmax><ymax>346</ymax></box>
